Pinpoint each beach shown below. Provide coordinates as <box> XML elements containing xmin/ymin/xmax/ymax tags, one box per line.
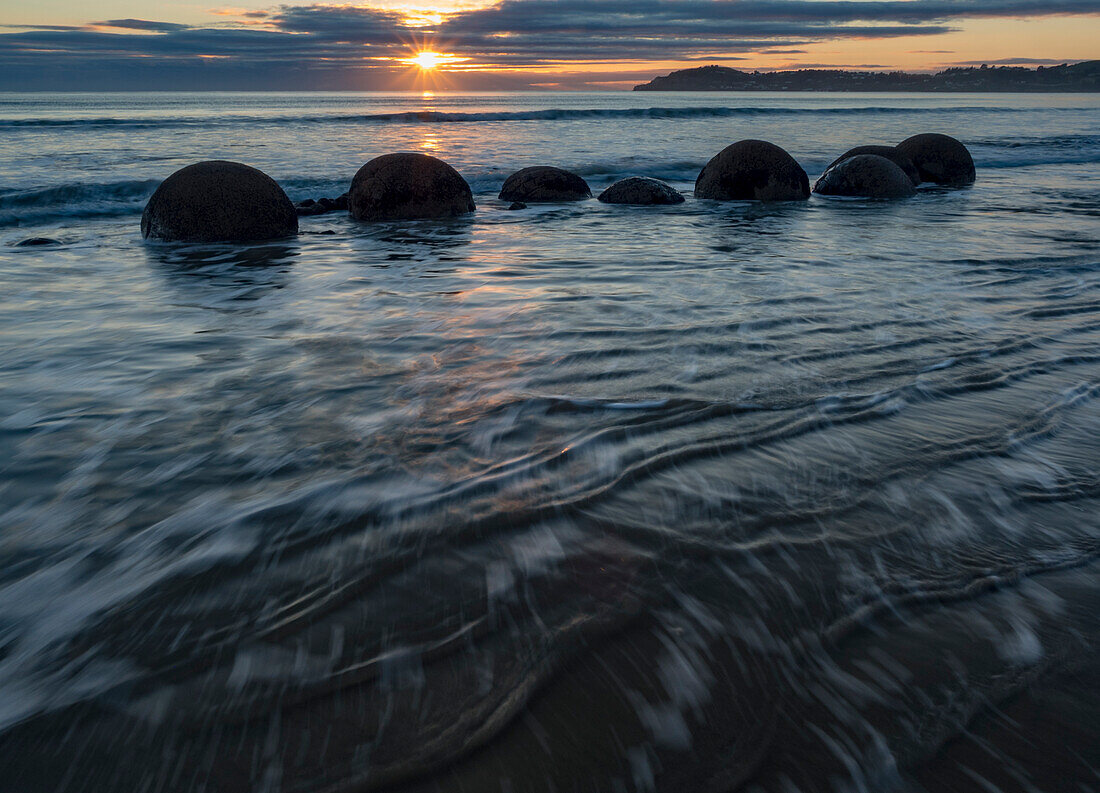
<box><xmin>1</xmin><ymin>90</ymin><xmax>1099</xmax><ymax>792</ymax></box>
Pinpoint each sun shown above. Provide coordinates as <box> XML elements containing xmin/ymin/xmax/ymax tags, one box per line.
<box><xmin>399</xmin><ymin>50</ymin><xmax>469</xmax><ymax>72</ymax></box>
<box><xmin>410</xmin><ymin>51</ymin><xmax>445</xmax><ymax>70</ymax></box>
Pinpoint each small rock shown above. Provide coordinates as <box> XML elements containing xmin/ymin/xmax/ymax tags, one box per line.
<box><xmin>294</xmin><ymin>201</ymin><xmax>327</xmax><ymax>217</ymax></box>
<box><xmin>334</xmin><ymin>193</ymin><xmax>349</xmax><ymax>211</ymax></box>
<box><xmin>507</xmin><ymin>202</ymin><xmax>528</xmax><ymax>210</ymax></box>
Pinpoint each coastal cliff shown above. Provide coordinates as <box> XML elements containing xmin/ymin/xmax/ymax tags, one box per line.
<box><xmin>633</xmin><ymin>61</ymin><xmax>1100</xmax><ymax>91</ymax></box>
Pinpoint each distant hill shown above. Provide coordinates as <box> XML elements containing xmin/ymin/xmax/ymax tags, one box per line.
<box><xmin>633</xmin><ymin>61</ymin><xmax>1100</xmax><ymax>92</ymax></box>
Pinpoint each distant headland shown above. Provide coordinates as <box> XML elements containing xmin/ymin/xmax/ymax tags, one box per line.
<box><xmin>633</xmin><ymin>61</ymin><xmax>1100</xmax><ymax>92</ymax></box>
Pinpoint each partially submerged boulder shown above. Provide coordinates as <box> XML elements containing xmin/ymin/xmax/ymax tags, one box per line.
<box><xmin>896</xmin><ymin>133</ymin><xmax>976</xmax><ymax>186</ymax></box>
<box><xmin>695</xmin><ymin>140</ymin><xmax>810</xmax><ymax>201</ymax></box>
<box><xmin>826</xmin><ymin>145</ymin><xmax>920</xmax><ymax>186</ymax></box>
<box><xmin>15</xmin><ymin>237</ymin><xmax>62</xmax><ymax>247</ymax></box>
<box><xmin>499</xmin><ymin>166</ymin><xmax>591</xmax><ymax>202</ymax></box>
<box><xmin>598</xmin><ymin>176</ymin><xmax>684</xmax><ymax>205</ymax></box>
<box><xmin>349</xmin><ymin>153</ymin><xmax>475</xmax><ymax>221</ymax></box>
<box><xmin>141</xmin><ymin>161</ymin><xmax>298</xmax><ymax>242</ymax></box>
<box><xmin>813</xmin><ymin>154</ymin><xmax>917</xmax><ymax>199</ymax></box>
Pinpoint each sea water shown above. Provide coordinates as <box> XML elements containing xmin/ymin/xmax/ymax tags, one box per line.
<box><xmin>1</xmin><ymin>91</ymin><xmax>1099</xmax><ymax>793</ymax></box>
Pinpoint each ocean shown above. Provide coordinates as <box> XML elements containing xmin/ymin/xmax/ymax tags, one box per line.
<box><xmin>1</xmin><ymin>91</ymin><xmax>1099</xmax><ymax>793</ymax></box>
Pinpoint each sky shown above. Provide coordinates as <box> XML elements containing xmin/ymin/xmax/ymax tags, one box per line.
<box><xmin>0</xmin><ymin>0</ymin><xmax>1097</xmax><ymax>90</ymax></box>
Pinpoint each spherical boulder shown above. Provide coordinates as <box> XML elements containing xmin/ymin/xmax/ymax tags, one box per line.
<box><xmin>15</xmin><ymin>237</ymin><xmax>62</xmax><ymax>247</ymax></box>
<box><xmin>349</xmin><ymin>153</ymin><xmax>475</xmax><ymax>221</ymax></box>
<box><xmin>598</xmin><ymin>176</ymin><xmax>684</xmax><ymax>205</ymax></box>
<box><xmin>695</xmin><ymin>140</ymin><xmax>809</xmax><ymax>201</ymax></box>
<box><xmin>813</xmin><ymin>154</ymin><xmax>917</xmax><ymax>199</ymax></box>
<box><xmin>498</xmin><ymin>166</ymin><xmax>591</xmax><ymax>202</ymax></box>
<box><xmin>141</xmin><ymin>161</ymin><xmax>297</xmax><ymax>243</ymax></box>
<box><xmin>826</xmin><ymin>145</ymin><xmax>920</xmax><ymax>186</ymax></box>
<box><xmin>896</xmin><ymin>133</ymin><xmax>975</xmax><ymax>186</ymax></box>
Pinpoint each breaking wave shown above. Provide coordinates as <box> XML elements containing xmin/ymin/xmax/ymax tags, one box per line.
<box><xmin>0</xmin><ymin>104</ymin><xmax>1066</xmax><ymax>130</ymax></box>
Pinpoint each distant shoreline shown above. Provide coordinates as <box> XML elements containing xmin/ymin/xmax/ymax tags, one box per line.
<box><xmin>634</xmin><ymin>61</ymin><xmax>1099</xmax><ymax>92</ymax></box>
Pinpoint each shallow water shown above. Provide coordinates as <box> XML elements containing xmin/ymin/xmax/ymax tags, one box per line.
<box><xmin>1</xmin><ymin>92</ymin><xmax>1099</xmax><ymax>793</ymax></box>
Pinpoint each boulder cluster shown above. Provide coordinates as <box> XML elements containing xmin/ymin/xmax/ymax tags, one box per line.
<box><xmin>812</xmin><ymin>134</ymin><xmax>975</xmax><ymax>199</ymax></box>
<box><xmin>139</xmin><ymin>134</ymin><xmax>976</xmax><ymax>242</ymax></box>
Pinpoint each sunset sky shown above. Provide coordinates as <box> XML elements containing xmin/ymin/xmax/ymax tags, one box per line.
<box><xmin>0</xmin><ymin>0</ymin><xmax>1097</xmax><ymax>90</ymax></box>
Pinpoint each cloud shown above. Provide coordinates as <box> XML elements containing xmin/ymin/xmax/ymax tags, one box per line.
<box><xmin>0</xmin><ymin>23</ymin><xmax>87</xmax><ymax>31</ymax></box>
<box><xmin>948</xmin><ymin>57</ymin><xmax>1085</xmax><ymax>65</ymax></box>
<box><xmin>769</xmin><ymin>62</ymin><xmax>893</xmax><ymax>69</ymax></box>
<box><xmin>93</xmin><ymin>19</ymin><xmax>192</xmax><ymax>32</ymax></box>
<box><xmin>1</xmin><ymin>0</ymin><xmax>1098</xmax><ymax>89</ymax></box>
<box><xmin>208</xmin><ymin>8</ymin><xmax>273</xmax><ymax>17</ymax></box>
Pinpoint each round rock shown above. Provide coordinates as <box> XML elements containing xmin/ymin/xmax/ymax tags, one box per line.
<box><xmin>141</xmin><ymin>161</ymin><xmax>297</xmax><ymax>243</ymax></box>
<box><xmin>349</xmin><ymin>153</ymin><xmax>475</xmax><ymax>221</ymax></box>
<box><xmin>15</xmin><ymin>237</ymin><xmax>62</xmax><ymax>247</ymax></box>
<box><xmin>499</xmin><ymin>166</ymin><xmax>591</xmax><ymax>202</ymax></box>
<box><xmin>598</xmin><ymin>176</ymin><xmax>684</xmax><ymax>205</ymax></box>
<box><xmin>896</xmin><ymin>133</ymin><xmax>975</xmax><ymax>186</ymax></box>
<box><xmin>695</xmin><ymin>140</ymin><xmax>810</xmax><ymax>201</ymax></box>
<box><xmin>813</xmin><ymin>154</ymin><xmax>917</xmax><ymax>199</ymax></box>
<box><xmin>826</xmin><ymin>145</ymin><xmax>920</xmax><ymax>186</ymax></box>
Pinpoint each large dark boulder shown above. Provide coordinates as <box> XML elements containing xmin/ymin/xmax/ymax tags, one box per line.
<box><xmin>598</xmin><ymin>176</ymin><xmax>684</xmax><ymax>205</ymax></box>
<box><xmin>499</xmin><ymin>166</ymin><xmax>591</xmax><ymax>202</ymax></box>
<box><xmin>349</xmin><ymin>153</ymin><xmax>475</xmax><ymax>221</ymax></box>
<box><xmin>141</xmin><ymin>161</ymin><xmax>297</xmax><ymax>242</ymax></box>
<box><xmin>813</xmin><ymin>154</ymin><xmax>917</xmax><ymax>199</ymax></box>
<box><xmin>896</xmin><ymin>133</ymin><xmax>976</xmax><ymax>186</ymax></box>
<box><xmin>695</xmin><ymin>139</ymin><xmax>810</xmax><ymax>201</ymax></box>
<box><xmin>826</xmin><ymin>145</ymin><xmax>920</xmax><ymax>186</ymax></box>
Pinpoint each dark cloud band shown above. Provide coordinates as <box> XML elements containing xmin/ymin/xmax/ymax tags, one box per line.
<box><xmin>1</xmin><ymin>0</ymin><xmax>1096</xmax><ymax>89</ymax></box>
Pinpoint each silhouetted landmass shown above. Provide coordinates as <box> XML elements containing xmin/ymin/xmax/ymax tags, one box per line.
<box><xmin>633</xmin><ymin>61</ymin><xmax>1100</xmax><ymax>92</ymax></box>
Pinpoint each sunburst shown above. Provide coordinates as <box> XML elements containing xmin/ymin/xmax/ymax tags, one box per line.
<box><xmin>407</xmin><ymin>51</ymin><xmax>450</xmax><ymax>70</ymax></box>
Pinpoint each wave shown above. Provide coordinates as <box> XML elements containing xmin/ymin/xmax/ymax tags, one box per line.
<box><xmin>0</xmin><ymin>104</ymin><xmax>1065</xmax><ymax>130</ymax></box>
<box><xmin>969</xmin><ymin>133</ymin><xmax>1100</xmax><ymax>168</ymax></box>
<box><xmin>0</xmin><ymin>179</ymin><xmax>158</xmax><ymax>228</ymax></box>
<box><xmin>978</xmin><ymin>133</ymin><xmax>1100</xmax><ymax>150</ymax></box>
<box><xmin>3</xmin><ymin>178</ymin><xmax>334</xmax><ymax>228</ymax></box>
